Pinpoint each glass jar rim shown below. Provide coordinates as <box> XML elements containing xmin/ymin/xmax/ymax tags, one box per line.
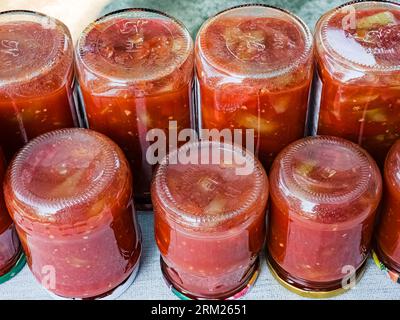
<box><xmin>76</xmin><ymin>7</ymin><xmax>193</xmax><ymax>84</ymax></box>
<box><xmin>153</xmin><ymin>140</ymin><xmax>268</xmax><ymax>231</ymax></box>
<box><xmin>196</xmin><ymin>4</ymin><xmax>313</xmax><ymax>79</ymax></box>
<box><xmin>0</xmin><ymin>10</ymin><xmax>72</xmax><ymax>86</ymax></box>
<box><xmin>316</xmin><ymin>0</ymin><xmax>400</xmax><ymax>73</ymax></box>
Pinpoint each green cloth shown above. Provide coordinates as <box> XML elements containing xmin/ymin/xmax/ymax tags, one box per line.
<box><xmin>103</xmin><ymin>0</ymin><xmax>347</xmax><ymax>37</ymax></box>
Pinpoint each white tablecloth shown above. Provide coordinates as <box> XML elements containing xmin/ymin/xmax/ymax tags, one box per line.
<box><xmin>0</xmin><ymin>213</ymin><xmax>399</xmax><ymax>300</ymax></box>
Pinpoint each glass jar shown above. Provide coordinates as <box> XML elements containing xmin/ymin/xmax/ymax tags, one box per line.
<box><xmin>314</xmin><ymin>1</ymin><xmax>400</xmax><ymax>167</ymax></box>
<box><xmin>0</xmin><ymin>147</ymin><xmax>24</xmax><ymax>283</ymax></box>
<box><xmin>76</xmin><ymin>9</ymin><xmax>194</xmax><ymax>209</ymax></box>
<box><xmin>4</xmin><ymin>128</ymin><xmax>142</xmax><ymax>299</ymax></box>
<box><xmin>374</xmin><ymin>139</ymin><xmax>400</xmax><ymax>283</ymax></box>
<box><xmin>152</xmin><ymin>140</ymin><xmax>268</xmax><ymax>299</ymax></box>
<box><xmin>267</xmin><ymin>136</ymin><xmax>382</xmax><ymax>297</ymax></box>
<box><xmin>0</xmin><ymin>10</ymin><xmax>78</xmax><ymax>161</ymax></box>
<box><xmin>195</xmin><ymin>4</ymin><xmax>313</xmax><ymax>170</ymax></box>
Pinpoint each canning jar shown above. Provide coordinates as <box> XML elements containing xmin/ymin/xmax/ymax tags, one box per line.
<box><xmin>4</xmin><ymin>128</ymin><xmax>141</xmax><ymax>299</ymax></box>
<box><xmin>0</xmin><ymin>147</ymin><xmax>24</xmax><ymax>283</ymax></box>
<box><xmin>0</xmin><ymin>10</ymin><xmax>78</xmax><ymax>161</ymax></box>
<box><xmin>152</xmin><ymin>140</ymin><xmax>268</xmax><ymax>299</ymax></box>
<box><xmin>267</xmin><ymin>136</ymin><xmax>382</xmax><ymax>297</ymax></box>
<box><xmin>314</xmin><ymin>1</ymin><xmax>400</xmax><ymax>167</ymax></box>
<box><xmin>374</xmin><ymin>139</ymin><xmax>400</xmax><ymax>284</ymax></box>
<box><xmin>195</xmin><ymin>4</ymin><xmax>313</xmax><ymax>170</ymax></box>
<box><xmin>76</xmin><ymin>9</ymin><xmax>194</xmax><ymax>209</ymax></box>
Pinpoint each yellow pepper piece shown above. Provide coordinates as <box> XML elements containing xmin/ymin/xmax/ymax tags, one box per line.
<box><xmin>237</xmin><ymin>113</ymin><xmax>278</xmax><ymax>134</ymax></box>
<box><xmin>357</xmin><ymin>11</ymin><xmax>396</xmax><ymax>30</ymax></box>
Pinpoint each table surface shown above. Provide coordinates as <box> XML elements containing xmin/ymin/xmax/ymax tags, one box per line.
<box><xmin>1</xmin><ymin>0</ymin><xmax>399</xmax><ymax>300</ymax></box>
<box><xmin>0</xmin><ymin>213</ymin><xmax>399</xmax><ymax>300</ymax></box>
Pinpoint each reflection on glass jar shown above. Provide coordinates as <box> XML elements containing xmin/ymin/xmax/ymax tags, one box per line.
<box><xmin>267</xmin><ymin>136</ymin><xmax>382</xmax><ymax>297</ymax></box>
<box><xmin>195</xmin><ymin>4</ymin><xmax>313</xmax><ymax>170</ymax></box>
<box><xmin>314</xmin><ymin>1</ymin><xmax>400</xmax><ymax>167</ymax></box>
<box><xmin>0</xmin><ymin>10</ymin><xmax>78</xmax><ymax>161</ymax></box>
<box><xmin>4</xmin><ymin>128</ymin><xmax>141</xmax><ymax>299</ymax></box>
<box><xmin>152</xmin><ymin>140</ymin><xmax>268</xmax><ymax>299</ymax></box>
<box><xmin>76</xmin><ymin>9</ymin><xmax>194</xmax><ymax>209</ymax></box>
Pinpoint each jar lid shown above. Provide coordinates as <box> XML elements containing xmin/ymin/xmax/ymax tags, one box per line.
<box><xmin>197</xmin><ymin>4</ymin><xmax>312</xmax><ymax>78</ymax></box>
<box><xmin>267</xmin><ymin>257</ymin><xmax>367</xmax><ymax>298</ymax></box>
<box><xmin>318</xmin><ymin>1</ymin><xmax>400</xmax><ymax>72</ymax></box>
<box><xmin>0</xmin><ymin>10</ymin><xmax>72</xmax><ymax>86</ymax></box>
<box><xmin>7</xmin><ymin>128</ymin><xmax>129</xmax><ymax>226</ymax></box>
<box><xmin>153</xmin><ymin>140</ymin><xmax>268</xmax><ymax>230</ymax></box>
<box><xmin>77</xmin><ymin>8</ymin><xmax>193</xmax><ymax>83</ymax></box>
<box><xmin>275</xmin><ymin>136</ymin><xmax>381</xmax><ymax>224</ymax></box>
<box><xmin>0</xmin><ymin>252</ymin><xmax>25</xmax><ymax>285</ymax></box>
<box><xmin>372</xmin><ymin>250</ymin><xmax>400</xmax><ymax>285</ymax></box>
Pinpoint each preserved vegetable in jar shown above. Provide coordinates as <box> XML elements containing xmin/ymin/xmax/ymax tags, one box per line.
<box><xmin>267</xmin><ymin>136</ymin><xmax>382</xmax><ymax>297</ymax></box>
<box><xmin>314</xmin><ymin>1</ymin><xmax>400</xmax><ymax>167</ymax></box>
<box><xmin>152</xmin><ymin>140</ymin><xmax>268</xmax><ymax>299</ymax></box>
<box><xmin>76</xmin><ymin>9</ymin><xmax>194</xmax><ymax>209</ymax></box>
<box><xmin>4</xmin><ymin>128</ymin><xmax>141</xmax><ymax>299</ymax></box>
<box><xmin>374</xmin><ymin>139</ymin><xmax>400</xmax><ymax>283</ymax></box>
<box><xmin>196</xmin><ymin>4</ymin><xmax>313</xmax><ymax>169</ymax></box>
<box><xmin>0</xmin><ymin>147</ymin><xmax>24</xmax><ymax>283</ymax></box>
<box><xmin>0</xmin><ymin>11</ymin><xmax>78</xmax><ymax>161</ymax></box>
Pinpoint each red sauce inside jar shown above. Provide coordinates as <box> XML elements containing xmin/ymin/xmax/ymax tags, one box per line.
<box><xmin>76</xmin><ymin>9</ymin><xmax>193</xmax><ymax>208</ymax></box>
<box><xmin>0</xmin><ymin>148</ymin><xmax>21</xmax><ymax>277</ymax></box>
<box><xmin>315</xmin><ymin>1</ymin><xmax>400</xmax><ymax>167</ymax></box>
<box><xmin>152</xmin><ymin>141</ymin><xmax>268</xmax><ymax>299</ymax></box>
<box><xmin>376</xmin><ymin>139</ymin><xmax>400</xmax><ymax>274</ymax></box>
<box><xmin>196</xmin><ymin>5</ymin><xmax>313</xmax><ymax>169</ymax></box>
<box><xmin>4</xmin><ymin>128</ymin><xmax>141</xmax><ymax>298</ymax></box>
<box><xmin>268</xmin><ymin>136</ymin><xmax>382</xmax><ymax>293</ymax></box>
<box><xmin>0</xmin><ymin>11</ymin><xmax>77</xmax><ymax>161</ymax></box>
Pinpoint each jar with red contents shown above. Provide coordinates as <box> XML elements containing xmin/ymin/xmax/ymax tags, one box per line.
<box><xmin>267</xmin><ymin>136</ymin><xmax>382</xmax><ymax>297</ymax></box>
<box><xmin>0</xmin><ymin>11</ymin><xmax>78</xmax><ymax>161</ymax></box>
<box><xmin>313</xmin><ymin>1</ymin><xmax>400</xmax><ymax>167</ymax></box>
<box><xmin>374</xmin><ymin>139</ymin><xmax>400</xmax><ymax>284</ymax></box>
<box><xmin>195</xmin><ymin>4</ymin><xmax>313</xmax><ymax>170</ymax></box>
<box><xmin>152</xmin><ymin>140</ymin><xmax>268</xmax><ymax>299</ymax></box>
<box><xmin>76</xmin><ymin>9</ymin><xmax>194</xmax><ymax>209</ymax></box>
<box><xmin>0</xmin><ymin>147</ymin><xmax>24</xmax><ymax>284</ymax></box>
<box><xmin>4</xmin><ymin>128</ymin><xmax>141</xmax><ymax>299</ymax></box>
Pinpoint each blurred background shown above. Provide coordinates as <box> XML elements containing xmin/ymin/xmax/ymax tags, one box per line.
<box><xmin>1</xmin><ymin>0</ymin><xmax>346</xmax><ymax>41</ymax></box>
